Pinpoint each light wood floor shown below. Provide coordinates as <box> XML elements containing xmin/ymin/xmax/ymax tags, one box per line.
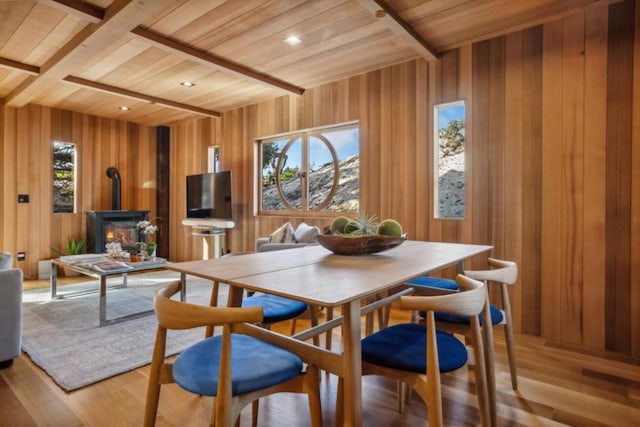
<box><xmin>2</xmin><ymin>278</ymin><xmax>640</xmax><ymax>426</ymax></box>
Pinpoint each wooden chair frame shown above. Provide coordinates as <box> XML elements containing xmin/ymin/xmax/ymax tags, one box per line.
<box><xmin>337</xmin><ymin>275</ymin><xmax>491</xmax><ymax>427</ymax></box>
<box><xmin>144</xmin><ymin>281</ymin><xmax>322</xmax><ymax>427</ymax></box>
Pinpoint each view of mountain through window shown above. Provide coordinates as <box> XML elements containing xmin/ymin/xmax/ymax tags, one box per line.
<box><xmin>259</xmin><ymin>123</ymin><xmax>359</xmax><ymax>215</ymax></box>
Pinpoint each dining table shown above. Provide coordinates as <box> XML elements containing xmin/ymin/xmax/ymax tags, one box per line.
<box><xmin>166</xmin><ymin>240</ymin><xmax>493</xmax><ymax>426</ymax></box>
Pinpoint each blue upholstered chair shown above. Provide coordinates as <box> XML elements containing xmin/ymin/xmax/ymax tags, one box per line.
<box><xmin>144</xmin><ymin>281</ymin><xmax>322</xmax><ymax>427</ymax></box>
<box><xmin>206</xmin><ymin>253</ymin><xmax>320</xmax><ymax>346</ymax></box>
<box><xmin>407</xmin><ymin>258</ymin><xmax>519</xmax><ymax>390</ymax></box>
<box><xmin>337</xmin><ymin>275</ymin><xmax>491</xmax><ymax>427</ymax></box>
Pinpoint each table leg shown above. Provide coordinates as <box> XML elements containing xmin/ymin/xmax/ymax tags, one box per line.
<box><xmin>342</xmin><ymin>300</ymin><xmax>363</xmax><ymax>426</ymax></box>
<box><xmin>50</xmin><ymin>262</ymin><xmax>58</xmax><ymax>299</ymax></box>
<box><xmin>99</xmin><ymin>276</ymin><xmax>107</xmax><ymax>327</ymax></box>
<box><xmin>180</xmin><ymin>272</ymin><xmax>187</xmax><ymax>302</ymax></box>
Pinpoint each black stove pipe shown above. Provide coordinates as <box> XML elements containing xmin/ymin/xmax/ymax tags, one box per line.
<box><xmin>106</xmin><ymin>167</ymin><xmax>121</xmax><ymax>210</ymax></box>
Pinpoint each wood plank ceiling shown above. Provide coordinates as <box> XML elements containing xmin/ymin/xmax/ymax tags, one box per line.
<box><xmin>0</xmin><ymin>0</ymin><xmax>620</xmax><ymax>126</ymax></box>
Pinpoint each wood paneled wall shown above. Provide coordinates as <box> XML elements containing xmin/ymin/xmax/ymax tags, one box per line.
<box><xmin>0</xmin><ymin>104</ymin><xmax>157</xmax><ymax>278</ymax></box>
<box><xmin>168</xmin><ymin>0</ymin><xmax>640</xmax><ymax>357</ymax></box>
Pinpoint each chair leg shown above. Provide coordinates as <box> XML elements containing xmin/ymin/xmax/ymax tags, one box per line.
<box><xmin>305</xmin><ymin>365</ymin><xmax>323</xmax><ymax>427</ymax></box>
<box><xmin>501</xmin><ymin>285</ymin><xmax>518</xmax><ymax>390</ymax></box>
<box><xmin>309</xmin><ymin>305</ymin><xmax>320</xmax><ymax>346</ymax></box>
<box><xmin>335</xmin><ymin>377</ymin><xmax>344</xmax><ymax>427</ymax></box>
<box><xmin>251</xmin><ymin>400</ymin><xmax>259</xmax><ymax>426</ymax></box>
<box><xmin>325</xmin><ymin>306</ymin><xmax>334</xmax><ymax>350</ymax></box>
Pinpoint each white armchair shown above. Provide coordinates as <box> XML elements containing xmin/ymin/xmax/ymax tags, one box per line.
<box><xmin>0</xmin><ymin>252</ymin><xmax>22</xmax><ymax>368</ymax></box>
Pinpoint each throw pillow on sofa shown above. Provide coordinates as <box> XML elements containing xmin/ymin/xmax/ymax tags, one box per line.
<box><xmin>294</xmin><ymin>222</ymin><xmax>321</xmax><ymax>244</ymax></box>
<box><xmin>269</xmin><ymin>222</ymin><xmax>296</xmax><ymax>243</ymax></box>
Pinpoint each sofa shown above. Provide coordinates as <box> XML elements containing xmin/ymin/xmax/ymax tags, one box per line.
<box><xmin>0</xmin><ymin>252</ymin><xmax>22</xmax><ymax>369</ymax></box>
<box><xmin>255</xmin><ymin>222</ymin><xmax>321</xmax><ymax>252</ymax></box>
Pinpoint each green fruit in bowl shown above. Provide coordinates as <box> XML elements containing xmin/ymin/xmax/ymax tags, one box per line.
<box><xmin>377</xmin><ymin>219</ymin><xmax>403</xmax><ymax>237</ymax></box>
<box><xmin>343</xmin><ymin>220</ymin><xmax>362</xmax><ymax>235</ymax></box>
<box><xmin>330</xmin><ymin>216</ymin><xmax>352</xmax><ymax>234</ymax></box>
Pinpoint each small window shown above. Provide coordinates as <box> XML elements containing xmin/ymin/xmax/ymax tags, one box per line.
<box><xmin>258</xmin><ymin>123</ymin><xmax>359</xmax><ymax>215</ymax></box>
<box><xmin>434</xmin><ymin>101</ymin><xmax>465</xmax><ymax>219</ymax></box>
<box><xmin>53</xmin><ymin>141</ymin><xmax>77</xmax><ymax>213</ymax></box>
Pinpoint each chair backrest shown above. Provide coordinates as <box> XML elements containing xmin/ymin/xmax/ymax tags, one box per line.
<box><xmin>399</xmin><ymin>274</ymin><xmax>486</xmax><ymax>316</ymax></box>
<box><xmin>464</xmin><ymin>257</ymin><xmax>517</xmax><ymax>285</ymax></box>
<box><xmin>154</xmin><ymin>281</ymin><xmax>263</xmax><ymax>330</ymax></box>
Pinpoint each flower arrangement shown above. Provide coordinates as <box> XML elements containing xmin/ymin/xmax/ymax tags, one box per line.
<box><xmin>137</xmin><ymin>220</ymin><xmax>158</xmax><ymax>256</ymax></box>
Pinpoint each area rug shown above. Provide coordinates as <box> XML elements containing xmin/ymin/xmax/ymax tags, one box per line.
<box><xmin>21</xmin><ymin>271</ymin><xmax>227</xmax><ymax>392</ymax></box>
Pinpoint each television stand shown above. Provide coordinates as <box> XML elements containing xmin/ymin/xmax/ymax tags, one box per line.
<box><xmin>182</xmin><ymin>218</ymin><xmax>235</xmax><ymax>259</ymax></box>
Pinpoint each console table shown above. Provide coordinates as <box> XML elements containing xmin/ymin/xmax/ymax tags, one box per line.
<box><xmin>50</xmin><ymin>255</ymin><xmax>167</xmax><ymax>327</ymax></box>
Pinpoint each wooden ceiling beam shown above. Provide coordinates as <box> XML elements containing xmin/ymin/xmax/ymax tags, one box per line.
<box><xmin>6</xmin><ymin>0</ymin><xmax>180</xmax><ymax>108</ymax></box>
<box><xmin>36</xmin><ymin>0</ymin><xmax>103</xmax><ymax>23</ymax></box>
<box><xmin>0</xmin><ymin>58</ymin><xmax>39</xmax><ymax>75</ymax></box>
<box><xmin>129</xmin><ymin>27</ymin><xmax>305</xmax><ymax>96</ymax></box>
<box><xmin>356</xmin><ymin>0</ymin><xmax>440</xmax><ymax>62</ymax></box>
<box><xmin>63</xmin><ymin>75</ymin><xmax>221</xmax><ymax>118</ymax></box>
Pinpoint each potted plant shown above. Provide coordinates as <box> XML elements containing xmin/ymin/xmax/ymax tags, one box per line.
<box><xmin>52</xmin><ymin>237</ymin><xmax>86</xmax><ymax>276</ymax></box>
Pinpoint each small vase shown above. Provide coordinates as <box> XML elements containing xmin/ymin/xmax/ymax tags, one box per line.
<box><xmin>147</xmin><ymin>243</ymin><xmax>157</xmax><ymax>257</ymax></box>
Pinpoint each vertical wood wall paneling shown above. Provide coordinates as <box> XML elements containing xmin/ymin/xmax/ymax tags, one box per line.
<box><xmin>458</xmin><ymin>45</ymin><xmax>474</xmax><ymax>249</ymax></box>
<box><xmin>471</xmin><ymin>41</ymin><xmax>491</xmax><ymax>260</ymax></box>
<box><xmin>504</xmin><ymin>31</ymin><xmax>525</xmax><ymax>332</ymax></box>
<box><xmin>582</xmin><ymin>8</ymin><xmax>609</xmax><ymax>351</ymax></box>
<box><xmin>560</xmin><ymin>14</ymin><xmax>585</xmax><ymax>345</ymax></box>
<box><xmin>540</xmin><ymin>19</ymin><xmax>564</xmax><ymax>342</ymax></box>
<box><xmin>488</xmin><ymin>37</ymin><xmax>506</xmax><ymax>262</ymax></box>
<box><xmin>631</xmin><ymin>0</ymin><xmax>640</xmax><ymax>357</ymax></box>
<box><xmin>605</xmin><ymin>0</ymin><xmax>634</xmax><ymax>354</ymax></box>
<box><xmin>520</xmin><ymin>26</ymin><xmax>543</xmax><ymax>335</ymax></box>
<box><xmin>414</xmin><ymin>60</ymin><xmax>429</xmax><ymax>241</ymax></box>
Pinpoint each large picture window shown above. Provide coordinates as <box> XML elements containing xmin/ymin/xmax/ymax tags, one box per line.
<box><xmin>258</xmin><ymin>123</ymin><xmax>359</xmax><ymax>215</ymax></box>
<box><xmin>53</xmin><ymin>141</ymin><xmax>77</xmax><ymax>213</ymax></box>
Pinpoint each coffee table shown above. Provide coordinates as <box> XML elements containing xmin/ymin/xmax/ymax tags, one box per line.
<box><xmin>50</xmin><ymin>255</ymin><xmax>168</xmax><ymax>326</ymax></box>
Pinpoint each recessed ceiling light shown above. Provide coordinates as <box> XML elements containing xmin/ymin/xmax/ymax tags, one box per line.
<box><xmin>284</xmin><ymin>36</ymin><xmax>302</xmax><ymax>46</ymax></box>
<box><xmin>180</xmin><ymin>81</ymin><xmax>196</xmax><ymax>87</ymax></box>
<box><xmin>118</xmin><ymin>106</ymin><xmax>130</xmax><ymax>111</ymax></box>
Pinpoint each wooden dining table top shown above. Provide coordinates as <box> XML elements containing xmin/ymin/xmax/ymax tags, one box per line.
<box><xmin>166</xmin><ymin>240</ymin><xmax>493</xmax><ymax>306</ymax></box>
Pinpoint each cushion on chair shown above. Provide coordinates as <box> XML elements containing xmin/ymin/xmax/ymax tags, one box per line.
<box><xmin>269</xmin><ymin>222</ymin><xmax>296</xmax><ymax>244</ymax></box>
<box><xmin>173</xmin><ymin>334</ymin><xmax>303</xmax><ymax>396</ymax></box>
<box><xmin>242</xmin><ymin>293</ymin><xmax>308</xmax><ymax>323</ymax></box>
<box><xmin>407</xmin><ymin>276</ymin><xmax>459</xmax><ymax>290</ymax></box>
<box><xmin>294</xmin><ymin>222</ymin><xmax>321</xmax><ymax>243</ymax></box>
<box><xmin>432</xmin><ymin>304</ymin><xmax>504</xmax><ymax>325</ymax></box>
<box><xmin>361</xmin><ymin>323</ymin><xmax>467</xmax><ymax>373</ymax></box>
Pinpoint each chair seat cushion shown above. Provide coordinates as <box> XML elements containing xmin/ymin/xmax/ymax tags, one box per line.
<box><xmin>432</xmin><ymin>304</ymin><xmax>504</xmax><ymax>325</ymax></box>
<box><xmin>242</xmin><ymin>294</ymin><xmax>308</xmax><ymax>323</ymax></box>
<box><xmin>361</xmin><ymin>323</ymin><xmax>467</xmax><ymax>373</ymax></box>
<box><xmin>173</xmin><ymin>334</ymin><xmax>303</xmax><ymax>396</ymax></box>
<box><xmin>407</xmin><ymin>276</ymin><xmax>459</xmax><ymax>290</ymax></box>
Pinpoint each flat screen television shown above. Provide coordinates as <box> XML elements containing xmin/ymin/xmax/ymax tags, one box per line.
<box><xmin>186</xmin><ymin>170</ymin><xmax>233</xmax><ymax>220</ymax></box>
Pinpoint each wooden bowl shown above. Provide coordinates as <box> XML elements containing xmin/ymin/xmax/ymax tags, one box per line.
<box><xmin>314</xmin><ymin>233</ymin><xmax>407</xmax><ymax>255</ymax></box>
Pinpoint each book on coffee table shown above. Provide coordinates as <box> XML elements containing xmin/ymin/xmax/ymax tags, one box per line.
<box><xmin>88</xmin><ymin>260</ymin><xmax>134</xmax><ymax>273</ymax></box>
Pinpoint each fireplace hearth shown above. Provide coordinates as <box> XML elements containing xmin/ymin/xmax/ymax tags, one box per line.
<box><xmin>86</xmin><ymin>210</ymin><xmax>149</xmax><ymax>254</ymax></box>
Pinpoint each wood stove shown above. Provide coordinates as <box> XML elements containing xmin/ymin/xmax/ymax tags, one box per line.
<box><xmin>86</xmin><ymin>210</ymin><xmax>149</xmax><ymax>253</ymax></box>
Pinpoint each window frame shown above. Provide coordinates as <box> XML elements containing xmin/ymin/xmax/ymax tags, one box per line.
<box><xmin>52</xmin><ymin>140</ymin><xmax>78</xmax><ymax>214</ymax></box>
<box><xmin>255</xmin><ymin>121</ymin><xmax>359</xmax><ymax>218</ymax></box>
